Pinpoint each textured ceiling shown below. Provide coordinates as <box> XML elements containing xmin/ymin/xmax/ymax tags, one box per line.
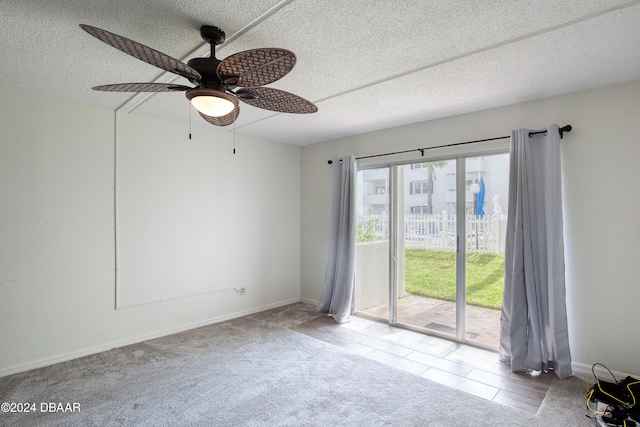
<box><xmin>2</xmin><ymin>0</ymin><xmax>640</xmax><ymax>146</ymax></box>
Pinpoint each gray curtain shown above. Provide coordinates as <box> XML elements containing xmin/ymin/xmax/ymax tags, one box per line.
<box><xmin>317</xmin><ymin>155</ymin><xmax>357</xmax><ymax>323</ymax></box>
<box><xmin>499</xmin><ymin>124</ymin><xmax>572</xmax><ymax>379</ymax></box>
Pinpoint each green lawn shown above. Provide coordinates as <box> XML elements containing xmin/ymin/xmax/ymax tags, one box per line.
<box><xmin>404</xmin><ymin>249</ymin><xmax>504</xmax><ymax>309</ymax></box>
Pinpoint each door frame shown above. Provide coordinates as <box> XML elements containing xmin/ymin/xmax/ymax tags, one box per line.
<box><xmin>356</xmin><ymin>146</ymin><xmax>509</xmax><ymax>344</ymax></box>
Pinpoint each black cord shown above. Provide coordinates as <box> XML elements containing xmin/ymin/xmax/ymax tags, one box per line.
<box><xmin>593</xmin><ymin>363</ymin><xmax>619</xmax><ymax>384</ymax></box>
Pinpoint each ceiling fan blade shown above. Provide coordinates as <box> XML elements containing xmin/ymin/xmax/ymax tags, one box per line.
<box><xmin>217</xmin><ymin>48</ymin><xmax>296</xmax><ymax>87</ymax></box>
<box><xmin>198</xmin><ymin>104</ymin><xmax>239</xmax><ymax>127</ymax></box>
<box><xmin>236</xmin><ymin>88</ymin><xmax>317</xmax><ymax>114</ymax></box>
<box><xmin>92</xmin><ymin>83</ymin><xmax>192</xmax><ymax>92</ymax></box>
<box><xmin>80</xmin><ymin>24</ymin><xmax>201</xmax><ymax>81</ymax></box>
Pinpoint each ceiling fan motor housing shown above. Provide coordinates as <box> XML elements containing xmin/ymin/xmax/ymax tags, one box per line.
<box><xmin>186</xmin><ymin>57</ymin><xmax>224</xmax><ymax>88</ymax></box>
<box><xmin>187</xmin><ymin>26</ymin><xmax>232</xmax><ymax>88</ymax></box>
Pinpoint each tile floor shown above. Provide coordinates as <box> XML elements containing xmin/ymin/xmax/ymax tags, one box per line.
<box><xmin>359</xmin><ymin>294</ymin><xmax>502</xmax><ymax>349</ymax></box>
<box><xmin>291</xmin><ymin>314</ymin><xmax>555</xmax><ymax>415</ymax></box>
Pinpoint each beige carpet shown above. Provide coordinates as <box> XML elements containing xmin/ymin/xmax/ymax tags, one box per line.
<box><xmin>0</xmin><ymin>303</ymin><xmax>590</xmax><ymax>426</ymax></box>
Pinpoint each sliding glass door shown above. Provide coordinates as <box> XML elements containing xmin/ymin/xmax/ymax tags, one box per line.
<box><xmin>355</xmin><ymin>153</ymin><xmax>509</xmax><ymax>349</ymax></box>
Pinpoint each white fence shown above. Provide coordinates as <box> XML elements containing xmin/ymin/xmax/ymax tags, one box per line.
<box><xmin>356</xmin><ymin>212</ymin><xmax>507</xmax><ymax>254</ymax></box>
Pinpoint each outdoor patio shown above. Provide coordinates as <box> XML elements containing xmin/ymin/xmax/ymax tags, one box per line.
<box><xmin>359</xmin><ymin>294</ymin><xmax>501</xmax><ymax>350</ymax></box>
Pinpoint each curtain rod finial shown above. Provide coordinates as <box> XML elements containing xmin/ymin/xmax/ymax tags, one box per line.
<box><xmin>559</xmin><ymin>124</ymin><xmax>572</xmax><ymax>139</ymax></box>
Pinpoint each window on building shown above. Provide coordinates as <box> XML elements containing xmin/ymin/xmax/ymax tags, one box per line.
<box><xmin>410</xmin><ymin>206</ymin><xmax>428</xmax><ymax>214</ymax></box>
<box><xmin>366</xmin><ymin>179</ymin><xmax>387</xmax><ymax>195</ymax></box>
<box><xmin>410</xmin><ymin>181</ymin><xmax>430</xmax><ymax>194</ymax></box>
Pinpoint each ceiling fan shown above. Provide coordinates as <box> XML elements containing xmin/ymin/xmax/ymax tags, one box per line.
<box><xmin>79</xmin><ymin>24</ymin><xmax>317</xmax><ymax>126</ymax></box>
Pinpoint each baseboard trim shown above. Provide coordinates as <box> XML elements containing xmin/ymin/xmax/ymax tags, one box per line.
<box><xmin>0</xmin><ymin>298</ymin><xmax>301</xmax><ymax>378</ymax></box>
<box><xmin>299</xmin><ymin>297</ymin><xmax>318</xmax><ymax>306</ymax></box>
<box><xmin>572</xmin><ymin>361</ymin><xmax>636</xmax><ymax>382</ymax></box>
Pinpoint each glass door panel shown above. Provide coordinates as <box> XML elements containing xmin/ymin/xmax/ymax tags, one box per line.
<box><xmin>354</xmin><ymin>167</ymin><xmax>390</xmax><ymax>321</ymax></box>
<box><xmin>464</xmin><ymin>154</ymin><xmax>509</xmax><ymax>348</ymax></box>
<box><xmin>396</xmin><ymin>160</ymin><xmax>458</xmax><ymax>339</ymax></box>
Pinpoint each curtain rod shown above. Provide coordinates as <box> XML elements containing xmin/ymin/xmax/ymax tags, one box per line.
<box><xmin>327</xmin><ymin>124</ymin><xmax>572</xmax><ymax>164</ymax></box>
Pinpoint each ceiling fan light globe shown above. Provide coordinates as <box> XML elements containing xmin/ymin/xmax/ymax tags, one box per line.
<box><xmin>191</xmin><ymin>96</ymin><xmax>235</xmax><ymax>117</ymax></box>
<box><xmin>186</xmin><ymin>88</ymin><xmax>238</xmax><ymax>117</ymax></box>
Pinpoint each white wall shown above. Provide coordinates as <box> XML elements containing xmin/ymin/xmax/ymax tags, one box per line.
<box><xmin>0</xmin><ymin>88</ymin><xmax>301</xmax><ymax>375</ymax></box>
<box><xmin>301</xmin><ymin>79</ymin><xmax>640</xmax><ymax>376</ymax></box>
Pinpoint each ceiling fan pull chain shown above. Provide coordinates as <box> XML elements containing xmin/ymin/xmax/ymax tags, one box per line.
<box><xmin>233</xmin><ymin>121</ymin><xmax>236</xmax><ymax>154</ymax></box>
<box><xmin>189</xmin><ymin>104</ymin><xmax>192</xmax><ymax>140</ymax></box>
